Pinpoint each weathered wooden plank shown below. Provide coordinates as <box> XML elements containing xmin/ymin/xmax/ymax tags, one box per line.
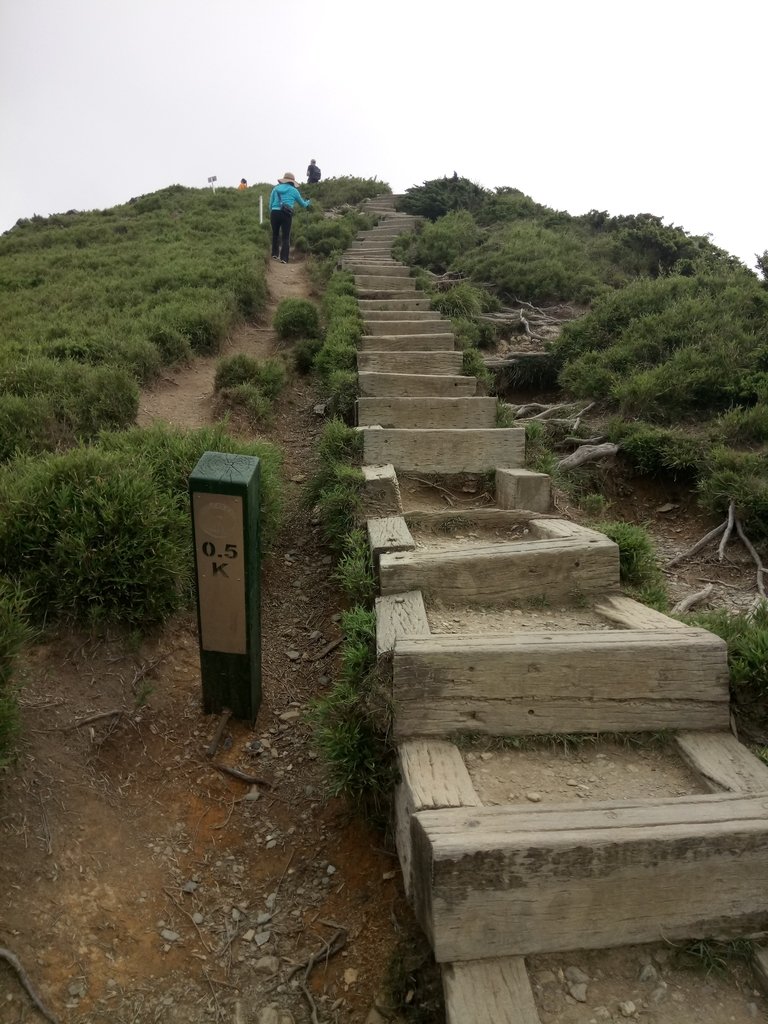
<box><xmin>392</xmin><ymin>629</ymin><xmax>730</xmax><ymax>737</ymax></box>
<box><xmin>357</xmin><ymin>350</ymin><xmax>463</xmax><ymax>375</ymax></box>
<box><xmin>354</xmin><ymin>275</ymin><xmax>417</xmax><ymax>290</ymax></box>
<box><xmin>595</xmin><ymin>593</ymin><xmax>688</xmax><ymax>630</ymax></box>
<box><xmin>357</xmin><ymin>396</ymin><xmax>496</xmax><ymax>429</ymax></box>
<box><xmin>529</xmin><ymin>519</ymin><xmax>612</xmax><ymax>544</ymax></box>
<box><xmin>359</xmin><ymin>334</ymin><xmax>454</xmax><ymax>352</ymax></box>
<box><xmin>675</xmin><ymin>732</ymin><xmax>768</xmax><ymax>793</ymax></box>
<box><xmin>364</xmin><ymin>319</ymin><xmax>449</xmax><ymax>335</ymax></box>
<box><xmin>443</xmin><ymin>958</ymin><xmax>542</xmax><ymax>1024</ymax></box>
<box><xmin>395</xmin><ymin>697</ymin><xmax>729</xmax><ymax>738</ymax></box>
<box><xmin>376</xmin><ymin>591</ymin><xmax>430</xmax><ymax>658</ymax></box>
<box><xmin>496</xmin><ymin>468</ymin><xmax>551</xmax><ymax>514</ymax></box>
<box><xmin>411</xmin><ymin>794</ymin><xmax>768</xmax><ymax>960</ymax></box>
<box><xmin>362</xmin><ymin>428</ymin><xmax>525</xmax><ymax>474</ymax></box>
<box><xmin>367</xmin><ymin>516</ymin><xmax>415</xmax><ymax>567</ymax></box>
<box><xmin>753</xmin><ymin>947</ymin><xmax>768</xmax><ymax>996</ymax></box>
<box><xmin>404</xmin><ymin>509</ymin><xmax>554</xmax><ymax>529</ymax></box>
<box><xmin>380</xmin><ymin>538</ymin><xmax>620</xmax><ymax>605</ymax></box>
<box><xmin>362</xmin><ymin>463</ymin><xmax>402</xmax><ymax>516</ymax></box>
<box><xmin>396</xmin><ymin>738</ymin><xmax>480</xmax><ymax>898</ymax></box>
<box><xmin>358</xmin><ymin>372</ymin><xmax>476</xmax><ymax>398</ymax></box>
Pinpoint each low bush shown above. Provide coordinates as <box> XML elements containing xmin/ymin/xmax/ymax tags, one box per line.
<box><xmin>333</xmin><ymin>528</ymin><xmax>376</xmax><ymax>606</ymax></box>
<box><xmin>697</xmin><ymin>447</ymin><xmax>768</xmax><ymax>537</ymax></box>
<box><xmin>293</xmin><ymin>337</ymin><xmax>323</xmax><ymax>374</ymax></box>
<box><xmin>686</xmin><ymin>604</ymin><xmax>768</xmax><ymax>705</ymax></box>
<box><xmin>592</xmin><ymin>520</ymin><xmax>668</xmax><ymax>608</ymax></box>
<box><xmin>608</xmin><ymin>421</ymin><xmax>706</xmax><ymax>480</ymax></box>
<box><xmin>0</xmin><ymin>580</ymin><xmax>31</xmax><ymax>765</ymax></box>
<box><xmin>461</xmin><ymin>347</ymin><xmax>492</xmax><ymax>390</ymax></box>
<box><xmin>214</xmin><ymin>354</ymin><xmax>286</xmax><ymax>400</ymax></box>
<box><xmin>326</xmin><ymin>369</ymin><xmax>359</xmax><ymax>421</ymax></box>
<box><xmin>430</xmin><ymin>282</ymin><xmax>486</xmax><ymax>318</ymax></box>
<box><xmin>307</xmin><ymin>606</ymin><xmax>394</xmax><ymax>820</ymax></box>
<box><xmin>272</xmin><ymin>298</ymin><xmax>320</xmax><ymax>340</ymax></box>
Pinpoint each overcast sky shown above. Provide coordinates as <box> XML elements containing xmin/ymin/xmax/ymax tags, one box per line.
<box><xmin>1</xmin><ymin>0</ymin><xmax>766</xmax><ymax>269</ymax></box>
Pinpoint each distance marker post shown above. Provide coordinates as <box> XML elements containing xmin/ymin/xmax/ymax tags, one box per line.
<box><xmin>189</xmin><ymin>452</ymin><xmax>261</xmax><ymax>721</ymax></box>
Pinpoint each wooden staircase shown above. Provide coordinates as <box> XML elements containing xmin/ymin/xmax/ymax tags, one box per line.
<box><xmin>350</xmin><ymin>194</ymin><xmax>768</xmax><ymax>1020</ymax></box>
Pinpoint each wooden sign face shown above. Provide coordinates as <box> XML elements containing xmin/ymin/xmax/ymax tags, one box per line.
<box><xmin>193</xmin><ymin>492</ymin><xmax>246</xmax><ymax>654</ymax></box>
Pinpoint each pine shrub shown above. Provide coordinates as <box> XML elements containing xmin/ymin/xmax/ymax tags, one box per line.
<box><xmin>273</xmin><ymin>298</ymin><xmax>320</xmax><ymax>340</ymax></box>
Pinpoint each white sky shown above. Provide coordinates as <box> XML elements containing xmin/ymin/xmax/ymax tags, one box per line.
<box><xmin>1</xmin><ymin>0</ymin><xmax>766</xmax><ymax>269</ymax></box>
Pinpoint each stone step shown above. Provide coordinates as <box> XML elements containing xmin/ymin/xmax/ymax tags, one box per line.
<box><xmin>379</xmin><ymin>533</ymin><xmax>619</xmax><ymax>604</ymax></box>
<box><xmin>358</xmin><ymin>298</ymin><xmax>432</xmax><ymax>311</ymax></box>
<box><xmin>364</xmin><ymin>319</ymin><xmax>448</xmax><ymax>335</ymax></box>
<box><xmin>359</xmin><ymin>335</ymin><xmax>454</xmax><ymax>353</ymax></box>
<box><xmin>363</xmin><ymin>310</ymin><xmax>442</xmax><ymax>321</ymax></box>
<box><xmin>392</xmin><ymin>628</ymin><xmax>730</xmax><ymax>739</ymax></box>
<box><xmin>357</xmin><ymin>350</ymin><xmax>463</xmax><ymax>375</ymax></box>
<box><xmin>411</xmin><ymin>793</ymin><xmax>768</xmax><ymax>961</ymax></box>
<box><xmin>355</xmin><ymin>275</ymin><xmax>418</xmax><ymax>291</ymax></box>
<box><xmin>359</xmin><ymin>372</ymin><xmax>476</xmax><ymax>398</ymax></box>
<box><xmin>357</xmin><ymin>397</ymin><xmax>497</xmax><ymax>429</ymax></box>
<box><xmin>360</xmin><ymin>426</ymin><xmax>525</xmax><ymax>473</ymax></box>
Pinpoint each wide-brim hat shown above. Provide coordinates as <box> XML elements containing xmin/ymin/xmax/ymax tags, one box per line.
<box><xmin>278</xmin><ymin>172</ymin><xmax>297</xmax><ymax>184</ymax></box>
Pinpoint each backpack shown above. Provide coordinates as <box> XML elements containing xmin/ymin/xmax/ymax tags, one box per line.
<box><xmin>309</xmin><ymin>165</ymin><xmax>322</xmax><ymax>183</ymax></box>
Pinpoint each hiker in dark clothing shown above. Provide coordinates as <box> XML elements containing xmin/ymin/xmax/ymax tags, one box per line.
<box><xmin>307</xmin><ymin>159</ymin><xmax>322</xmax><ymax>184</ymax></box>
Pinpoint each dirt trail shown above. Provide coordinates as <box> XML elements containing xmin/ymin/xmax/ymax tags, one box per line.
<box><xmin>0</xmin><ymin>261</ymin><xmax>408</xmax><ymax>1024</ymax></box>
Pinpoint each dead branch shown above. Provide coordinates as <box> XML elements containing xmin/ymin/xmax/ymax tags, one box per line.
<box><xmin>556</xmin><ymin>443</ymin><xmax>620</xmax><ymax>471</ymax></box>
<box><xmin>285</xmin><ymin>927</ymin><xmax>348</xmax><ymax>983</ymax></box>
<box><xmin>506</xmin><ymin>402</ymin><xmax>550</xmax><ymax>417</ymax></box>
<box><xmin>665</xmin><ymin>521</ymin><xmax>727</xmax><ymax>569</ymax></box>
<box><xmin>735</xmin><ymin>517</ymin><xmax>767</xmax><ymax>599</ymax></box>
<box><xmin>310</xmin><ymin>637</ymin><xmax>343</xmax><ymax>661</ymax></box>
<box><xmin>62</xmin><ymin>709</ymin><xmax>123</xmax><ymax>731</ymax></box>
<box><xmin>555</xmin><ymin>435</ymin><xmax>609</xmax><ymax>450</ymax></box>
<box><xmin>671</xmin><ymin>584</ymin><xmax>714</xmax><ymax>615</ymax></box>
<box><xmin>0</xmin><ymin>947</ymin><xmax>60</xmax><ymax>1024</ymax></box>
<box><xmin>718</xmin><ymin>501</ymin><xmax>736</xmax><ymax>561</ymax></box>
<box><xmin>214</xmin><ymin>764</ymin><xmax>273</xmax><ymax>788</ymax></box>
<box><xmin>205</xmin><ymin>709</ymin><xmax>232</xmax><ymax>760</ymax></box>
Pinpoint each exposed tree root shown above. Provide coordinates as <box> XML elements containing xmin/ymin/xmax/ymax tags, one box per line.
<box><xmin>0</xmin><ymin>947</ymin><xmax>60</xmax><ymax>1024</ymax></box>
<box><xmin>672</xmin><ymin>584</ymin><xmax>714</xmax><ymax>615</ymax></box>
<box><xmin>556</xmin><ymin>443</ymin><xmax>620</xmax><ymax>471</ymax></box>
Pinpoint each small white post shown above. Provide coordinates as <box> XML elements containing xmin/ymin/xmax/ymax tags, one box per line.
<box><xmin>259</xmin><ymin>195</ymin><xmax>263</xmax><ymax>225</ymax></box>
<box><xmin>207</xmin><ymin>175</ymin><xmax>218</xmax><ymax>194</ymax></box>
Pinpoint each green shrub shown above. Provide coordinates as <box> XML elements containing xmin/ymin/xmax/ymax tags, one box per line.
<box><xmin>398</xmin><ymin>176</ymin><xmax>490</xmax><ymax>220</ymax></box>
<box><xmin>715</xmin><ymin>405</ymin><xmax>768</xmax><ymax>445</ymax></box>
<box><xmin>0</xmin><ymin>394</ymin><xmax>57</xmax><ymax>461</ymax></box>
<box><xmin>216</xmin><ymin>384</ymin><xmax>272</xmax><ymax>425</ymax></box>
<box><xmin>273</xmin><ymin>298</ymin><xmax>320</xmax><ymax>340</ymax></box>
<box><xmin>307</xmin><ymin>605</ymin><xmax>394</xmax><ymax>820</ymax></box>
<box><xmin>334</xmin><ymin>528</ymin><xmax>376</xmax><ymax>605</ymax></box>
<box><xmin>430</xmin><ymin>283</ymin><xmax>485</xmax><ymax>318</ymax></box>
<box><xmin>608</xmin><ymin>421</ymin><xmax>706</xmax><ymax>479</ymax></box>
<box><xmin>326</xmin><ymin>369</ymin><xmax>359</xmax><ymax>422</ymax></box>
<box><xmin>0</xmin><ymin>448</ymin><xmax>189</xmax><ymax>626</ymax></box>
<box><xmin>687</xmin><ymin>604</ymin><xmax>768</xmax><ymax>702</ymax></box>
<box><xmin>294</xmin><ymin>337</ymin><xmax>323</xmax><ymax>373</ymax></box>
<box><xmin>214</xmin><ymin>354</ymin><xmax>286</xmax><ymax>400</ymax></box>
<box><xmin>314</xmin><ymin>339</ymin><xmax>357</xmax><ymax>379</ymax></box>
<box><xmin>0</xmin><ymin>580</ymin><xmax>31</xmax><ymax>764</ymax></box>
<box><xmin>461</xmin><ymin>347</ymin><xmax>491</xmax><ymax>389</ymax></box>
<box><xmin>697</xmin><ymin>448</ymin><xmax>768</xmax><ymax>536</ymax></box>
<box><xmin>592</xmin><ymin>521</ymin><xmax>667</xmax><ymax>600</ymax></box>
<box><xmin>95</xmin><ymin>422</ymin><xmax>283</xmax><ymax>548</ymax></box>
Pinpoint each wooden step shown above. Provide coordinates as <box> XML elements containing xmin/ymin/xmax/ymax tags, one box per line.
<box><xmin>379</xmin><ymin>536</ymin><xmax>619</xmax><ymax>604</ymax></box>
<box><xmin>358</xmin><ymin>297</ymin><xmax>432</xmax><ymax>311</ymax></box>
<box><xmin>411</xmin><ymin>793</ymin><xmax>768</xmax><ymax>961</ymax></box>
<box><xmin>356</xmin><ymin>289</ymin><xmax>425</xmax><ymax>301</ymax></box>
<box><xmin>357</xmin><ymin>396</ymin><xmax>497</xmax><ymax>429</ymax></box>
<box><xmin>443</xmin><ymin>959</ymin><xmax>541</xmax><ymax>1024</ymax></box>
<box><xmin>496</xmin><ymin>468</ymin><xmax>551</xmax><ymax>513</ymax></box>
<box><xmin>361</xmin><ymin>427</ymin><xmax>525</xmax><ymax>473</ymax></box>
<box><xmin>376</xmin><ymin>590</ymin><xmax>430</xmax><ymax>658</ymax></box>
<box><xmin>364</xmin><ymin>319</ymin><xmax>448</xmax><ymax>335</ymax></box>
<box><xmin>358</xmin><ymin>372</ymin><xmax>476</xmax><ymax>398</ymax></box>
<box><xmin>347</xmin><ymin>264</ymin><xmax>412</xmax><ymax>277</ymax></box>
<box><xmin>354</xmin><ymin>275</ymin><xmax>417</xmax><ymax>290</ymax></box>
<box><xmin>675</xmin><ymin>731</ymin><xmax>768</xmax><ymax>793</ymax></box>
<box><xmin>363</xmin><ymin>310</ymin><xmax>442</xmax><ymax>321</ymax></box>
<box><xmin>357</xmin><ymin>350</ymin><xmax>462</xmax><ymax>375</ymax></box>
<box><xmin>367</xmin><ymin>515</ymin><xmax>415</xmax><ymax>567</ymax></box>
<box><xmin>359</xmin><ymin>335</ymin><xmax>454</xmax><ymax>353</ymax></box>
<box><xmin>392</xmin><ymin>629</ymin><xmax>730</xmax><ymax>738</ymax></box>
<box><xmin>361</xmin><ymin>463</ymin><xmax>402</xmax><ymax>516</ymax></box>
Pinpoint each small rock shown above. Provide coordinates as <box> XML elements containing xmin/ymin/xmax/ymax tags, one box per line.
<box><xmin>639</xmin><ymin>963</ymin><xmax>658</xmax><ymax>982</ymax></box>
<box><xmin>535</xmin><ymin>970</ymin><xmax>557</xmax><ymax>985</ymax></box>
<box><xmin>344</xmin><ymin>967</ymin><xmax>359</xmax><ymax>986</ymax></box>
<box><xmin>160</xmin><ymin>930</ymin><xmax>180</xmax><ymax>943</ymax></box>
<box><xmin>382</xmin><ymin>870</ymin><xmax>396</xmax><ymax>880</ymax></box>
<box><xmin>652</xmin><ymin>948</ymin><xmax>671</xmax><ymax>966</ymax></box>
<box><xmin>566</xmin><ymin>778</ymin><xmax>579</xmax><ymax>786</ymax></box>
<box><xmin>258</xmin><ymin>1008</ymin><xmax>296</xmax><ymax>1024</ymax></box>
<box><xmin>257</xmin><ymin>912</ymin><xmax>272</xmax><ymax>925</ymax></box>
<box><xmin>656</xmin><ymin>502</ymin><xmax>679</xmax><ymax>513</ymax></box>
<box><xmin>650</xmin><ymin>982</ymin><xmax>668</xmax><ymax>1004</ymax></box>
<box><xmin>181</xmin><ymin>880</ymin><xmax>198</xmax><ymax>893</ymax></box>
<box><xmin>309</xmin><ymin>630</ymin><xmax>322</xmax><ymax>641</ymax></box>
<box><xmin>567</xmin><ymin>982</ymin><xmax>588</xmax><ymax>1003</ymax></box>
<box><xmin>243</xmin><ymin>929</ymin><xmax>255</xmax><ymax>942</ymax></box>
<box><xmin>192</xmin><ymin>912</ymin><xmax>204</xmax><ymax>925</ymax></box>
<box><xmin>232</xmin><ymin>908</ymin><xmax>242</xmax><ymax>922</ymax></box>
<box><xmin>594</xmin><ymin>1009</ymin><xmax>611</xmax><ymax>1021</ymax></box>
<box><xmin>279</xmin><ymin>710</ymin><xmax>301</xmax><ymax>722</ymax></box>
<box><xmin>526</xmin><ymin>792</ymin><xmax>542</xmax><ymax>802</ymax></box>
<box><xmin>255</xmin><ymin>955</ymin><xmax>280</xmax><ymax>975</ymax></box>
<box><xmin>255</xmin><ymin>930</ymin><xmax>272</xmax><ymax>946</ymax></box>
<box><xmin>266</xmin><ymin>840</ymin><xmax>277</xmax><ymax>849</ymax></box>
<box><xmin>326</xmin><ymin>864</ymin><xmax>337</xmax><ymax>876</ymax></box>
<box><xmin>244</xmin><ymin>787</ymin><xmax>261</xmax><ymax>801</ymax></box>
<box><xmin>619</xmin><ymin>1001</ymin><xmax>637</xmax><ymax>1017</ymax></box>
<box><xmin>68</xmin><ymin>980</ymin><xmax>87</xmax><ymax>998</ymax></box>
<box><xmin>565</xmin><ymin>966</ymin><xmax>590</xmax><ymax>985</ymax></box>
<box><xmin>285</xmin><ymin>650</ymin><xmax>301</xmax><ymax>661</ymax></box>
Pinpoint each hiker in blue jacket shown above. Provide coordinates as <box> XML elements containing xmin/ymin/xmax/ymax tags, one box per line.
<box><xmin>269</xmin><ymin>172</ymin><xmax>311</xmax><ymax>263</ymax></box>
